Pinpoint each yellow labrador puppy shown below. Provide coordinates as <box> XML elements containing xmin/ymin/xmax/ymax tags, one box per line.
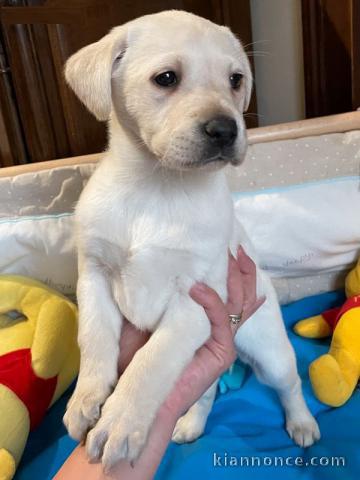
<box><xmin>63</xmin><ymin>10</ymin><xmax>320</xmax><ymax>471</ymax></box>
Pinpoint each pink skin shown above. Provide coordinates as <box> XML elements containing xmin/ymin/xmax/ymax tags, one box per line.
<box><xmin>55</xmin><ymin>247</ymin><xmax>265</xmax><ymax>480</ymax></box>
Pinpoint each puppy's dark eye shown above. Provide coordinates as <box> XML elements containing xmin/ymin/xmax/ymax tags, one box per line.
<box><xmin>154</xmin><ymin>71</ymin><xmax>177</xmax><ymax>87</ymax></box>
<box><xmin>230</xmin><ymin>73</ymin><xmax>243</xmax><ymax>90</ymax></box>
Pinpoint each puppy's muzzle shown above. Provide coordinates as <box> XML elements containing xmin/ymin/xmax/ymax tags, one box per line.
<box><xmin>203</xmin><ymin>115</ymin><xmax>238</xmax><ymax>148</ymax></box>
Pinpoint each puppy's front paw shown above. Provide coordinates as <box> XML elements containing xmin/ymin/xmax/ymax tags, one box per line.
<box><xmin>286</xmin><ymin>414</ymin><xmax>320</xmax><ymax>447</ymax></box>
<box><xmin>172</xmin><ymin>407</ymin><xmax>207</xmax><ymax>444</ymax></box>
<box><xmin>63</xmin><ymin>381</ymin><xmax>112</xmax><ymax>442</ymax></box>
<box><xmin>86</xmin><ymin>396</ymin><xmax>151</xmax><ymax>472</ymax></box>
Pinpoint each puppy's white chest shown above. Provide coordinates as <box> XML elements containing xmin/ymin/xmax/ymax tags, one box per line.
<box><xmin>80</xmin><ymin>170</ymin><xmax>233</xmax><ymax>330</ymax></box>
<box><xmin>106</xmin><ymin>172</ymin><xmax>232</xmax><ymax>251</ymax></box>
<box><xmin>114</xmin><ymin>203</ymin><xmax>231</xmax><ymax>329</ymax></box>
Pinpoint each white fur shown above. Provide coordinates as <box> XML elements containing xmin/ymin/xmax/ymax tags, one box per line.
<box><xmin>63</xmin><ymin>11</ymin><xmax>320</xmax><ymax>471</ymax></box>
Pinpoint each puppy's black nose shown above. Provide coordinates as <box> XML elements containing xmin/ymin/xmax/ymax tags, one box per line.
<box><xmin>203</xmin><ymin>116</ymin><xmax>238</xmax><ymax>148</ymax></box>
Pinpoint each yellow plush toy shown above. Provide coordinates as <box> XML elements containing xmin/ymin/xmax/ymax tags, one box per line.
<box><xmin>294</xmin><ymin>259</ymin><xmax>360</xmax><ymax>407</ymax></box>
<box><xmin>0</xmin><ymin>275</ymin><xmax>79</xmax><ymax>480</ymax></box>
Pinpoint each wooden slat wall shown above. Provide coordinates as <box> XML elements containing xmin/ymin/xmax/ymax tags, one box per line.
<box><xmin>0</xmin><ymin>25</ymin><xmax>27</xmax><ymax>167</ymax></box>
<box><xmin>301</xmin><ymin>0</ymin><xmax>359</xmax><ymax>117</ymax></box>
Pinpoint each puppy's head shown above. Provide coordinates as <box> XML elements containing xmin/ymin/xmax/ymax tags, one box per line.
<box><xmin>65</xmin><ymin>10</ymin><xmax>252</xmax><ymax>170</ymax></box>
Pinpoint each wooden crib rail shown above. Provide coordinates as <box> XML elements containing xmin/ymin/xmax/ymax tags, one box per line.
<box><xmin>248</xmin><ymin>111</ymin><xmax>360</xmax><ymax>144</ymax></box>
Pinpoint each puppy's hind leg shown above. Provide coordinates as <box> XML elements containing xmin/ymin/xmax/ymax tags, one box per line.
<box><xmin>254</xmin><ymin>343</ymin><xmax>321</xmax><ymax>447</ymax></box>
<box><xmin>234</xmin><ymin>272</ymin><xmax>320</xmax><ymax>447</ymax></box>
<box><xmin>172</xmin><ymin>380</ymin><xmax>218</xmax><ymax>443</ymax></box>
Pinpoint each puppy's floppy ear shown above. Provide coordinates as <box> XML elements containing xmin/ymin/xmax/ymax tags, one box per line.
<box><xmin>65</xmin><ymin>26</ymin><xmax>128</xmax><ymax>121</ymax></box>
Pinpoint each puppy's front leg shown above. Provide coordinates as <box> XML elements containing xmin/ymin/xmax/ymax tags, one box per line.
<box><xmin>86</xmin><ymin>292</ymin><xmax>210</xmax><ymax>470</ymax></box>
<box><xmin>64</xmin><ymin>260</ymin><xmax>123</xmax><ymax>442</ymax></box>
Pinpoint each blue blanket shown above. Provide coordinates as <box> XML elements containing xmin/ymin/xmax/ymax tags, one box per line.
<box><xmin>16</xmin><ymin>290</ymin><xmax>360</xmax><ymax>480</ymax></box>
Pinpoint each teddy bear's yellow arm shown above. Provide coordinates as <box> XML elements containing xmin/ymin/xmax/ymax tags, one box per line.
<box><xmin>309</xmin><ymin>307</ymin><xmax>360</xmax><ymax>407</ymax></box>
<box><xmin>0</xmin><ymin>276</ymin><xmax>56</xmax><ymax>319</ymax></box>
<box><xmin>0</xmin><ymin>385</ymin><xmax>29</xmax><ymax>480</ymax></box>
<box><xmin>293</xmin><ymin>314</ymin><xmax>332</xmax><ymax>338</ymax></box>
<box><xmin>0</xmin><ymin>275</ymin><xmax>79</xmax><ymax>379</ymax></box>
<box><xmin>31</xmin><ymin>297</ymin><xmax>78</xmax><ymax>379</ymax></box>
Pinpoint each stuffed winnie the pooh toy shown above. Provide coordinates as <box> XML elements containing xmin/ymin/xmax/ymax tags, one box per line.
<box><xmin>0</xmin><ymin>275</ymin><xmax>79</xmax><ymax>480</ymax></box>
<box><xmin>294</xmin><ymin>259</ymin><xmax>360</xmax><ymax>407</ymax></box>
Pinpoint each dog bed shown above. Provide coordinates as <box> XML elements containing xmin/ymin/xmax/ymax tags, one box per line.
<box><xmin>1</xmin><ymin>111</ymin><xmax>359</xmax><ymax>479</ymax></box>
